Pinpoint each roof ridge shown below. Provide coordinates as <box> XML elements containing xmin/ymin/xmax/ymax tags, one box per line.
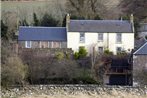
<box><xmin>70</xmin><ymin>20</ymin><xmax>129</xmax><ymax>22</ymax></box>
<box><xmin>19</xmin><ymin>26</ymin><xmax>66</xmax><ymax>28</ymax></box>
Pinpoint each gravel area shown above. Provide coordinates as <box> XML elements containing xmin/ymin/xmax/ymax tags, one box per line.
<box><xmin>1</xmin><ymin>85</ymin><xmax>147</xmax><ymax>98</ymax></box>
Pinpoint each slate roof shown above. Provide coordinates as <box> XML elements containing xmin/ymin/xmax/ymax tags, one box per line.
<box><xmin>18</xmin><ymin>26</ymin><xmax>67</xmax><ymax>41</ymax></box>
<box><xmin>134</xmin><ymin>42</ymin><xmax>147</xmax><ymax>55</ymax></box>
<box><xmin>135</xmin><ymin>38</ymin><xmax>147</xmax><ymax>49</ymax></box>
<box><xmin>68</xmin><ymin>20</ymin><xmax>133</xmax><ymax>33</ymax></box>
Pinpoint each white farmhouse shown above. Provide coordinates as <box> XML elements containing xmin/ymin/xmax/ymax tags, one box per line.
<box><xmin>66</xmin><ymin>14</ymin><xmax>134</xmax><ymax>55</ymax></box>
<box><xmin>18</xmin><ymin>14</ymin><xmax>134</xmax><ymax>55</ymax></box>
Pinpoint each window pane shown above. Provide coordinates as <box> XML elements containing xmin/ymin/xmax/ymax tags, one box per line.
<box><xmin>80</xmin><ymin>33</ymin><xmax>85</xmax><ymax>43</ymax></box>
<box><xmin>116</xmin><ymin>33</ymin><xmax>122</xmax><ymax>42</ymax></box>
<box><xmin>26</xmin><ymin>41</ymin><xmax>31</xmax><ymax>48</ymax></box>
<box><xmin>98</xmin><ymin>33</ymin><xmax>103</xmax><ymax>41</ymax></box>
<box><xmin>98</xmin><ymin>47</ymin><xmax>103</xmax><ymax>53</ymax></box>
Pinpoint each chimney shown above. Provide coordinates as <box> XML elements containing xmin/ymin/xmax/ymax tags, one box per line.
<box><xmin>130</xmin><ymin>14</ymin><xmax>135</xmax><ymax>33</ymax></box>
<box><xmin>66</xmin><ymin>13</ymin><xmax>70</xmax><ymax>30</ymax></box>
<box><xmin>120</xmin><ymin>17</ymin><xmax>123</xmax><ymax>21</ymax></box>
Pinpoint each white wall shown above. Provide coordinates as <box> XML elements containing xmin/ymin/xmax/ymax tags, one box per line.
<box><xmin>67</xmin><ymin>32</ymin><xmax>134</xmax><ymax>55</ymax></box>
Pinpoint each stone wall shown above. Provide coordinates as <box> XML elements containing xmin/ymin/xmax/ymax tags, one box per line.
<box><xmin>1</xmin><ymin>85</ymin><xmax>147</xmax><ymax>98</ymax></box>
<box><xmin>133</xmin><ymin>55</ymin><xmax>147</xmax><ymax>85</ymax></box>
<box><xmin>18</xmin><ymin>48</ymin><xmax>73</xmax><ymax>58</ymax></box>
<box><xmin>133</xmin><ymin>55</ymin><xmax>147</xmax><ymax>70</ymax></box>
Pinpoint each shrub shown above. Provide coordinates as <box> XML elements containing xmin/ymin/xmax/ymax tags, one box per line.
<box><xmin>74</xmin><ymin>76</ymin><xmax>99</xmax><ymax>84</ymax></box>
<box><xmin>104</xmin><ymin>49</ymin><xmax>113</xmax><ymax>55</ymax></box>
<box><xmin>73</xmin><ymin>69</ymin><xmax>100</xmax><ymax>84</ymax></box>
<box><xmin>74</xmin><ymin>47</ymin><xmax>88</xmax><ymax>59</ymax></box>
<box><xmin>1</xmin><ymin>56</ymin><xmax>28</xmax><ymax>87</ymax></box>
<box><xmin>55</xmin><ymin>52</ymin><xmax>64</xmax><ymax>60</ymax></box>
<box><xmin>74</xmin><ymin>52</ymin><xmax>79</xmax><ymax>59</ymax></box>
<box><xmin>65</xmin><ymin>52</ymin><xmax>70</xmax><ymax>59</ymax></box>
<box><xmin>117</xmin><ymin>51</ymin><xmax>128</xmax><ymax>57</ymax></box>
<box><xmin>78</xmin><ymin>47</ymin><xmax>88</xmax><ymax>58</ymax></box>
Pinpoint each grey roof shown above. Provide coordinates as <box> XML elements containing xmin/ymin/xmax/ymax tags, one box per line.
<box><xmin>134</xmin><ymin>42</ymin><xmax>147</xmax><ymax>55</ymax></box>
<box><xmin>18</xmin><ymin>26</ymin><xmax>67</xmax><ymax>41</ymax></box>
<box><xmin>68</xmin><ymin>20</ymin><xmax>133</xmax><ymax>33</ymax></box>
<box><xmin>135</xmin><ymin>38</ymin><xmax>147</xmax><ymax>49</ymax></box>
<box><xmin>138</xmin><ymin>23</ymin><xmax>147</xmax><ymax>32</ymax></box>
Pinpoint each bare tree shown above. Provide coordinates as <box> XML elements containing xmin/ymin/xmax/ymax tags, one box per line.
<box><xmin>119</xmin><ymin>0</ymin><xmax>147</xmax><ymax>22</ymax></box>
<box><xmin>66</xmin><ymin>0</ymin><xmax>107</xmax><ymax>19</ymax></box>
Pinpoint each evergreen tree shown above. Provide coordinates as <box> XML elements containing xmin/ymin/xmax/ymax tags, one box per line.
<box><xmin>1</xmin><ymin>20</ymin><xmax>8</xmax><ymax>40</ymax></box>
<box><xmin>20</xmin><ymin>19</ymin><xmax>29</xmax><ymax>26</ymax></box>
<box><xmin>33</xmin><ymin>13</ymin><xmax>39</xmax><ymax>26</ymax></box>
<box><xmin>62</xmin><ymin>15</ymin><xmax>66</xmax><ymax>27</ymax></box>
<box><xmin>40</xmin><ymin>13</ymin><xmax>59</xmax><ymax>27</ymax></box>
<box><xmin>94</xmin><ymin>15</ymin><xmax>101</xmax><ymax>20</ymax></box>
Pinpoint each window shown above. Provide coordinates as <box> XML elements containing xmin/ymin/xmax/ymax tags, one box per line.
<box><xmin>116</xmin><ymin>47</ymin><xmax>122</xmax><ymax>52</ymax></box>
<box><xmin>98</xmin><ymin>33</ymin><xmax>103</xmax><ymax>41</ymax></box>
<box><xmin>116</xmin><ymin>33</ymin><xmax>122</xmax><ymax>43</ymax></box>
<box><xmin>98</xmin><ymin>47</ymin><xmax>104</xmax><ymax>53</ymax></box>
<box><xmin>25</xmin><ymin>41</ymin><xmax>31</xmax><ymax>48</ymax></box>
<box><xmin>48</xmin><ymin>42</ymin><xmax>52</xmax><ymax>48</ymax></box>
<box><xmin>80</xmin><ymin>32</ymin><xmax>85</xmax><ymax>43</ymax></box>
<box><xmin>53</xmin><ymin>42</ymin><xmax>60</xmax><ymax>48</ymax></box>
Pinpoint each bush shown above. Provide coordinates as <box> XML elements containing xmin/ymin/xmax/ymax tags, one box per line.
<box><xmin>65</xmin><ymin>52</ymin><xmax>70</xmax><ymax>59</ymax></box>
<box><xmin>117</xmin><ymin>51</ymin><xmax>128</xmax><ymax>57</ymax></box>
<box><xmin>1</xmin><ymin>56</ymin><xmax>28</xmax><ymax>87</ymax></box>
<box><xmin>55</xmin><ymin>52</ymin><xmax>64</xmax><ymax>60</ymax></box>
<box><xmin>74</xmin><ymin>52</ymin><xmax>79</xmax><ymax>59</ymax></box>
<box><xmin>74</xmin><ymin>47</ymin><xmax>88</xmax><ymax>59</ymax></box>
<box><xmin>74</xmin><ymin>76</ymin><xmax>99</xmax><ymax>84</ymax></box>
<box><xmin>104</xmin><ymin>49</ymin><xmax>113</xmax><ymax>55</ymax></box>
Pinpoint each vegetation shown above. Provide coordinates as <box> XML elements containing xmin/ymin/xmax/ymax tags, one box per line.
<box><xmin>1</xmin><ymin>20</ymin><xmax>8</xmax><ymax>40</ymax></box>
<box><xmin>40</xmin><ymin>13</ymin><xmax>59</xmax><ymax>27</ymax></box>
<box><xmin>120</xmin><ymin>0</ymin><xmax>147</xmax><ymax>22</ymax></box>
<box><xmin>55</xmin><ymin>52</ymin><xmax>64</xmax><ymax>60</ymax></box>
<box><xmin>1</xmin><ymin>55</ymin><xmax>28</xmax><ymax>87</ymax></box>
<box><xmin>74</xmin><ymin>47</ymin><xmax>88</xmax><ymax>59</ymax></box>
<box><xmin>1</xmin><ymin>40</ymin><xmax>28</xmax><ymax>87</ymax></box>
<box><xmin>104</xmin><ymin>49</ymin><xmax>113</xmax><ymax>55</ymax></box>
<box><xmin>66</xmin><ymin>0</ymin><xmax>106</xmax><ymax>19</ymax></box>
<box><xmin>1</xmin><ymin>0</ymin><xmax>147</xmax><ymax>87</ymax></box>
<box><xmin>33</xmin><ymin>12</ymin><xmax>40</xmax><ymax>26</ymax></box>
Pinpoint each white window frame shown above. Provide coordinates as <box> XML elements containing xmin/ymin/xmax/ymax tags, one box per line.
<box><xmin>79</xmin><ymin>32</ymin><xmax>85</xmax><ymax>43</ymax></box>
<box><xmin>116</xmin><ymin>33</ymin><xmax>122</xmax><ymax>43</ymax></box>
<box><xmin>25</xmin><ymin>41</ymin><xmax>32</xmax><ymax>48</ymax></box>
<box><xmin>98</xmin><ymin>33</ymin><xmax>103</xmax><ymax>41</ymax></box>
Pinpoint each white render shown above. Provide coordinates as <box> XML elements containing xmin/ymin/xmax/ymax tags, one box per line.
<box><xmin>67</xmin><ymin>32</ymin><xmax>134</xmax><ymax>55</ymax></box>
